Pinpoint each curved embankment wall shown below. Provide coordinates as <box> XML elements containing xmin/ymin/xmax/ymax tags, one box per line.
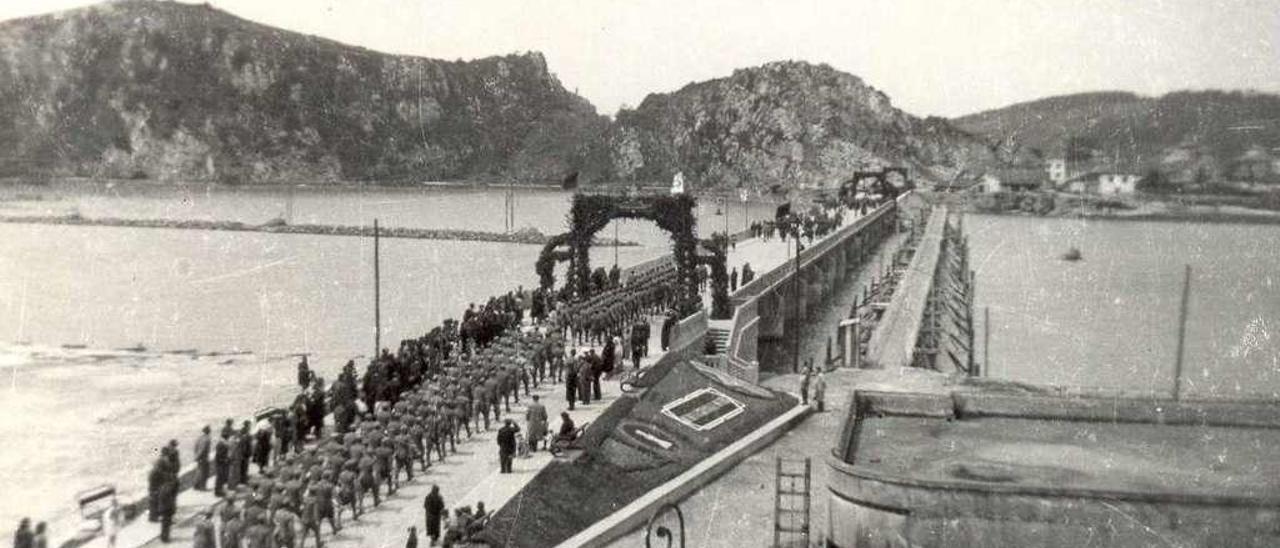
<box><xmin>827</xmin><ymin>391</ymin><xmax>1280</xmax><ymax>548</ymax></box>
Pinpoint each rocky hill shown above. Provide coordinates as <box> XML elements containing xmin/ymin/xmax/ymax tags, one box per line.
<box><xmin>954</xmin><ymin>90</ymin><xmax>1280</xmax><ymax>172</ymax></box>
<box><xmin>583</xmin><ymin>61</ymin><xmax>997</xmax><ymax>189</ymax></box>
<box><xmin>0</xmin><ymin>0</ymin><xmax>606</xmax><ymax>183</ymax></box>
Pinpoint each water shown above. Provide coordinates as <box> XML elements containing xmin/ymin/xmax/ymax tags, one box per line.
<box><xmin>0</xmin><ymin>183</ymin><xmax>781</xmax><ymax>354</ymax></box>
<box><xmin>0</xmin><ymin>182</ymin><xmax>781</xmax><ymax>536</ymax></box>
<box><xmin>967</xmin><ymin>214</ymin><xmax>1280</xmax><ymax>400</ymax></box>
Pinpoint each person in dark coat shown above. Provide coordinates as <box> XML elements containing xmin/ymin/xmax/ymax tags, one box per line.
<box><xmin>147</xmin><ymin>453</ymin><xmax>172</xmax><ymax>522</ymax></box>
<box><xmin>730</xmin><ymin>267</ymin><xmax>738</xmax><ymax>292</ymax></box>
<box><xmin>575</xmin><ymin>357</ymin><xmax>593</xmax><ymax>406</ymax></box>
<box><xmin>601</xmin><ymin>338</ymin><xmax>616</xmax><ymax>376</ymax></box>
<box><xmin>297</xmin><ymin>356</ymin><xmax>312</xmax><ymax>390</ymax></box>
<box><xmin>213</xmin><ymin>434</ymin><xmax>230</xmax><ymax>496</ymax></box>
<box><xmin>155</xmin><ymin>459</ymin><xmax>178</xmax><ymax>542</ymax></box>
<box><xmin>423</xmin><ymin>485</ymin><xmax>445</xmax><ymax>546</ymax></box>
<box><xmin>226</xmin><ymin>433</ymin><xmax>243</xmax><ymax>490</ymax></box>
<box><xmin>237</xmin><ymin>421</ymin><xmax>252</xmax><ymax>481</ymax></box>
<box><xmin>496</xmin><ymin>420</ymin><xmax>519</xmax><ymax>474</ymax></box>
<box><xmin>586</xmin><ymin>349</ymin><xmax>603</xmax><ymax>401</ymax></box>
<box><xmin>253</xmin><ymin>425</ymin><xmax>272</xmax><ymax>474</ymax></box>
<box><xmin>194</xmin><ymin>425</ymin><xmax>211</xmax><ymax>491</ymax></box>
<box><xmin>12</xmin><ymin>518</ymin><xmax>32</xmax><ymax>548</ymax></box>
<box><xmin>405</xmin><ymin>527</ymin><xmax>419</xmax><ymax>548</ymax></box>
<box><xmin>660</xmin><ymin>313</ymin><xmax>677</xmax><ymax>351</ymax></box>
<box><xmin>564</xmin><ymin>354</ymin><xmax>578</xmax><ymax>411</ymax></box>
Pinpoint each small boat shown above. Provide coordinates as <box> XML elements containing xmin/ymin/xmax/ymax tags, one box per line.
<box><xmin>1061</xmin><ymin>247</ymin><xmax>1083</xmax><ymax>262</ymax></box>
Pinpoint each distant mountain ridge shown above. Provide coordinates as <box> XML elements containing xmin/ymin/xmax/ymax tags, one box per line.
<box><xmin>953</xmin><ymin>90</ymin><xmax>1280</xmax><ymax>175</ymax></box>
<box><xmin>4</xmin><ymin>1</ymin><xmax>1273</xmax><ymax>188</ymax></box>
<box><xmin>0</xmin><ymin>0</ymin><xmax>606</xmax><ymax>183</ymax></box>
<box><xmin>585</xmin><ymin>61</ymin><xmax>997</xmax><ymax>188</ymax></box>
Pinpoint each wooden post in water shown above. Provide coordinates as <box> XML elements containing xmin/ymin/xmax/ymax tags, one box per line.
<box><xmin>1173</xmin><ymin>265</ymin><xmax>1192</xmax><ymax>400</ymax></box>
<box><xmin>374</xmin><ymin>218</ymin><xmax>381</xmax><ymax>358</ymax></box>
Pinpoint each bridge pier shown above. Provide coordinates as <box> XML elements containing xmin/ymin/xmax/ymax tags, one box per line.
<box><xmin>759</xmin><ymin>292</ymin><xmax>786</xmax><ymax>340</ymax></box>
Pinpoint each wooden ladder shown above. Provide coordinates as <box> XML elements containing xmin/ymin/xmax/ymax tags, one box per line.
<box><xmin>773</xmin><ymin>457</ymin><xmax>812</xmax><ymax>548</ymax></box>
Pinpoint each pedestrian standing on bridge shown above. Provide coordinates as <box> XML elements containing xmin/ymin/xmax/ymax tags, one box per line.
<box><xmin>423</xmin><ymin>485</ymin><xmax>445</xmax><ymax>546</ymax></box>
<box><xmin>194</xmin><ymin>425</ymin><xmax>211</xmax><ymax>491</ymax></box>
<box><xmin>812</xmin><ymin>371</ymin><xmax>828</xmax><ymax>412</ymax></box>
<box><xmin>730</xmin><ymin>267</ymin><xmax>738</xmax><ymax>292</ymax></box>
<box><xmin>799</xmin><ymin>367</ymin><xmax>812</xmax><ymax>405</ymax></box>
<box><xmin>497</xmin><ymin>419</ymin><xmax>519</xmax><ymax>474</ymax></box>
<box><xmin>564</xmin><ymin>351</ymin><xmax>578</xmax><ymax>411</ymax></box>
<box><xmin>525</xmin><ymin>395</ymin><xmax>548</xmax><ymax>452</ymax></box>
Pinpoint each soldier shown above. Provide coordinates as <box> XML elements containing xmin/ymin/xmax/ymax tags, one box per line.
<box><xmin>394</xmin><ymin>433</ymin><xmax>414</xmax><ymax>483</ymax></box>
<box><xmin>221</xmin><ymin>504</ymin><xmax>244</xmax><ymax>548</ymax></box>
<box><xmin>358</xmin><ymin>449</ymin><xmax>380</xmax><ymax>508</ymax></box>
<box><xmin>244</xmin><ymin>506</ymin><xmax>269</xmax><ymax>548</ymax></box>
<box><xmin>375</xmin><ymin>438</ymin><xmax>397</xmax><ymax>494</ymax></box>
<box><xmin>314</xmin><ymin>473</ymin><xmax>341</xmax><ymax>534</ymax></box>
<box><xmin>408</xmin><ymin>417</ymin><xmax>429</xmax><ymax>471</ymax></box>
<box><xmin>338</xmin><ymin>462</ymin><xmax>360</xmax><ymax>521</ymax></box>
<box><xmin>471</xmin><ymin>382</ymin><xmax>489</xmax><ymax>431</ymax></box>
<box><xmin>299</xmin><ymin>490</ymin><xmax>324</xmax><ymax>548</ymax></box>
<box><xmin>272</xmin><ymin>503</ymin><xmax>299</xmax><ymax>548</ymax></box>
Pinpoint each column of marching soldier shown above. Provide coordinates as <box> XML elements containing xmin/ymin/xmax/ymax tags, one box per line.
<box><xmin>152</xmin><ymin>277</ymin><xmax>684</xmax><ymax>548</ymax></box>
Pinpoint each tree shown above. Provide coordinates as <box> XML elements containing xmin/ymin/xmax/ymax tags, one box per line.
<box><xmin>1137</xmin><ymin>168</ymin><xmax>1165</xmax><ymax>192</ymax></box>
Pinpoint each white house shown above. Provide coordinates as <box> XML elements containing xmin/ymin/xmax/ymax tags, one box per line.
<box><xmin>1062</xmin><ymin>171</ymin><xmax>1140</xmax><ymax>195</ymax></box>
<box><xmin>1047</xmin><ymin>158</ymin><xmax>1068</xmax><ymax>184</ymax></box>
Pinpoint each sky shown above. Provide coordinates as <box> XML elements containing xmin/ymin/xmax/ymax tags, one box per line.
<box><xmin>2</xmin><ymin>0</ymin><xmax>1278</xmax><ymax>118</ymax></box>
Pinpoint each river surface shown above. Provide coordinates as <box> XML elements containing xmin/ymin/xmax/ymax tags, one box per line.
<box><xmin>0</xmin><ymin>182</ymin><xmax>780</xmax><ymax>355</ymax></box>
<box><xmin>0</xmin><ymin>182</ymin><xmax>782</xmax><ymax>538</ymax></box>
<box><xmin>966</xmin><ymin>213</ymin><xmax>1280</xmax><ymax>400</ymax></box>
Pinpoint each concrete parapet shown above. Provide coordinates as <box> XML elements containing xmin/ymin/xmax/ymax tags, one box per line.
<box><xmin>557</xmin><ymin>404</ymin><xmax>813</xmax><ymax>548</ymax></box>
<box><xmin>954</xmin><ymin>393</ymin><xmax>1280</xmax><ymax>429</ymax></box>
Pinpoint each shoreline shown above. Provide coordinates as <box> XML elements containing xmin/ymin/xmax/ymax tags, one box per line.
<box><xmin>0</xmin><ymin>213</ymin><xmax>641</xmax><ymax>246</ymax></box>
<box><xmin>966</xmin><ymin>207</ymin><xmax>1280</xmax><ymax>226</ymax></box>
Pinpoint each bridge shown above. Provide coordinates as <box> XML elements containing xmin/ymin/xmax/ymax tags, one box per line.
<box><xmin>704</xmin><ymin>196</ymin><xmax>904</xmax><ymax>381</ymax></box>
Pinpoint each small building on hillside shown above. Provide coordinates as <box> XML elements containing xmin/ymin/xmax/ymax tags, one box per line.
<box><xmin>1061</xmin><ymin>170</ymin><xmax>1141</xmax><ymax>195</ymax></box>
<box><xmin>980</xmin><ymin>166</ymin><xmax>1046</xmax><ymax>193</ymax></box>
<box><xmin>1047</xmin><ymin>158</ymin><xmax>1069</xmax><ymax>184</ymax></box>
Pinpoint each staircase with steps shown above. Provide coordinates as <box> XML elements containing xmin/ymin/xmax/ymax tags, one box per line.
<box><xmin>706</xmin><ymin>320</ymin><xmax>733</xmax><ymax>355</ymax></box>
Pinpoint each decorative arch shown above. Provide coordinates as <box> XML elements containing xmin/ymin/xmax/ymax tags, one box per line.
<box><xmin>535</xmin><ymin>192</ymin><xmax>731</xmax><ymax>319</ymax></box>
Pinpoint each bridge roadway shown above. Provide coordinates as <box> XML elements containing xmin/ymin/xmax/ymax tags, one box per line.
<box><xmin>92</xmin><ymin>203</ymin><xmax>876</xmax><ymax>548</ymax></box>
<box><xmin>604</xmin><ymin>209</ymin><xmax>917</xmax><ymax>548</ymax></box>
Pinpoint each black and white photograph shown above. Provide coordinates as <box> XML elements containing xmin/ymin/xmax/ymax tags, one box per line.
<box><xmin>1</xmin><ymin>1</ymin><xmax>1278</xmax><ymax>547</ymax></box>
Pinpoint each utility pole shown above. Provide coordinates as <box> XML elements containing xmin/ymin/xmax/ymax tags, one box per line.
<box><xmin>792</xmin><ymin>217</ymin><xmax>802</xmax><ymax>374</ymax></box>
<box><xmin>1173</xmin><ymin>265</ymin><xmax>1192</xmax><ymax>400</ymax></box>
<box><xmin>373</xmin><ymin>218</ymin><xmax>382</xmax><ymax>358</ymax></box>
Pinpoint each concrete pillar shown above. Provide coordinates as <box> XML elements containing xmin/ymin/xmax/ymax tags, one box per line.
<box><xmin>840</xmin><ymin>318</ymin><xmax>861</xmax><ymax>368</ymax></box>
<box><xmin>759</xmin><ymin>292</ymin><xmax>785</xmax><ymax>340</ymax></box>
<box><xmin>797</xmin><ymin>283</ymin><xmax>809</xmax><ymax>320</ymax></box>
